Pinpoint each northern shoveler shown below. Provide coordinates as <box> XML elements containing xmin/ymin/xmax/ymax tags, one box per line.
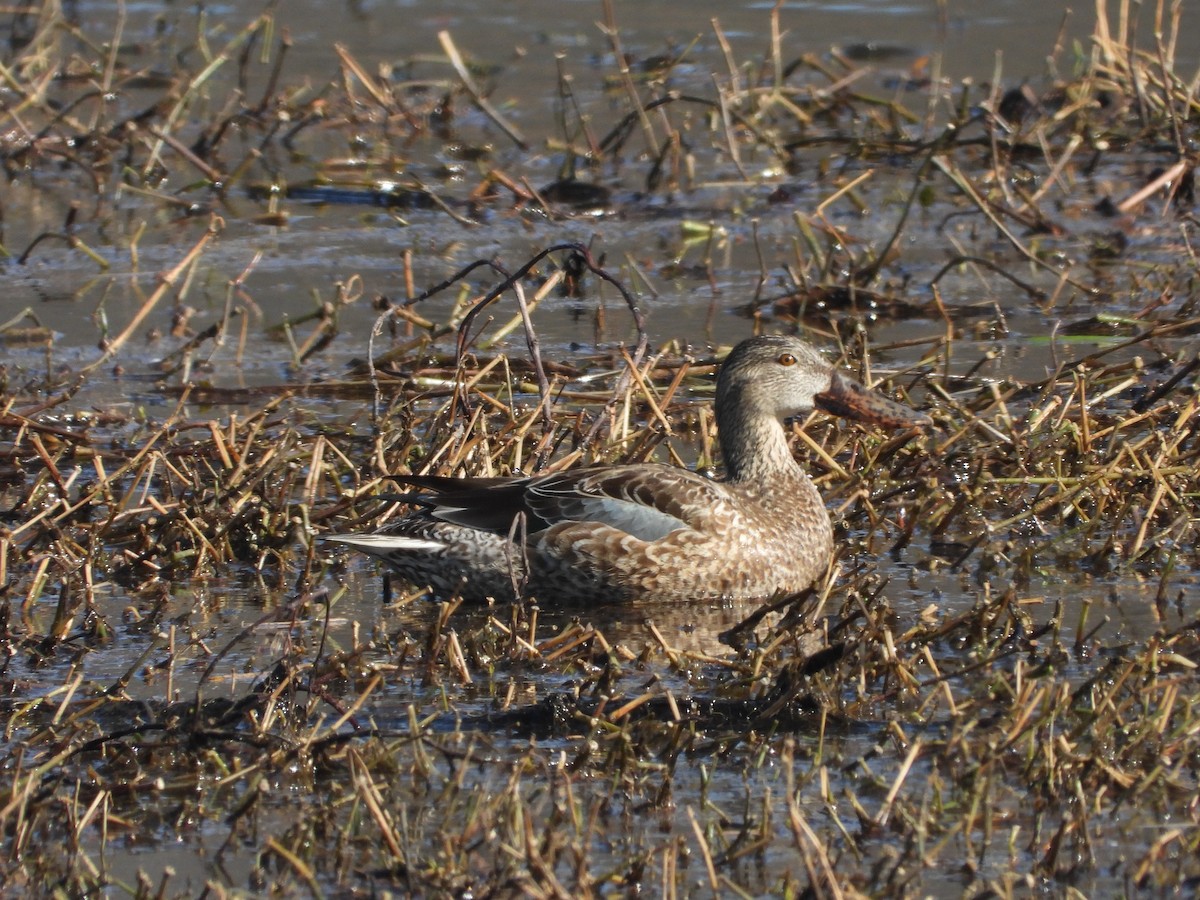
<box><xmin>328</xmin><ymin>334</ymin><xmax>930</xmax><ymax>603</ymax></box>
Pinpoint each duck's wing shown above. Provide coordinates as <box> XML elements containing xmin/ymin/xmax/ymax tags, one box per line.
<box><xmin>395</xmin><ymin>466</ymin><xmax>737</xmax><ymax>543</ymax></box>
<box><xmin>391</xmin><ymin>474</ymin><xmax>533</xmax><ymax>533</ymax></box>
<box><xmin>525</xmin><ymin>465</ymin><xmax>735</xmax><ymax>543</ymax></box>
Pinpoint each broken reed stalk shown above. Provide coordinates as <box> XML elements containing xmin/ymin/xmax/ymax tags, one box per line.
<box><xmin>4</xmin><ymin>0</ymin><xmax>1200</xmax><ymax>894</ymax></box>
<box><xmin>141</xmin><ymin>13</ymin><xmax>275</xmax><ymax>179</ymax></box>
<box><xmin>78</xmin><ymin>216</ymin><xmax>220</xmax><ymax>375</ymax></box>
<box><xmin>437</xmin><ymin>30</ymin><xmax>527</xmax><ymax>150</ymax></box>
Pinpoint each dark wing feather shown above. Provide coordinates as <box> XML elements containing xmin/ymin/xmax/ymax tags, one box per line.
<box><xmin>525</xmin><ymin>465</ymin><xmax>735</xmax><ymax>542</ymax></box>
<box><xmin>391</xmin><ymin>474</ymin><xmax>537</xmax><ymax>533</ymax></box>
<box><xmin>392</xmin><ymin>466</ymin><xmax>739</xmax><ymax>543</ymax></box>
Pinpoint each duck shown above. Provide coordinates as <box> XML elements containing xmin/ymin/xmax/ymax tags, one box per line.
<box><xmin>328</xmin><ymin>334</ymin><xmax>930</xmax><ymax>604</ymax></box>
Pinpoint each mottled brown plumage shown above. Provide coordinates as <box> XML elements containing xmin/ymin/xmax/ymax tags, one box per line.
<box><xmin>328</xmin><ymin>335</ymin><xmax>930</xmax><ymax>603</ymax></box>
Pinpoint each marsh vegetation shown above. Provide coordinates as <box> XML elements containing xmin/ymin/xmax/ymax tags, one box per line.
<box><xmin>1</xmin><ymin>0</ymin><xmax>1199</xmax><ymax>895</ymax></box>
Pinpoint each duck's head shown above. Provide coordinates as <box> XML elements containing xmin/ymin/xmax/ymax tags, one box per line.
<box><xmin>715</xmin><ymin>334</ymin><xmax>931</xmax><ymax>429</ymax></box>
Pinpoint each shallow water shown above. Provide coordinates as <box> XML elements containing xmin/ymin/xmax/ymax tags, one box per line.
<box><xmin>3</xmin><ymin>0</ymin><xmax>1199</xmax><ymax>895</ymax></box>
<box><xmin>7</xmin><ymin>0</ymin><xmax>1196</xmax><ymax>377</ymax></box>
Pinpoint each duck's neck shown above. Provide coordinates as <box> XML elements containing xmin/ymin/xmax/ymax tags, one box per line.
<box><xmin>719</xmin><ymin>398</ymin><xmax>802</xmax><ymax>485</ymax></box>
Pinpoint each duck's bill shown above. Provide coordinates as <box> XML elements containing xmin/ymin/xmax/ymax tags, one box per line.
<box><xmin>814</xmin><ymin>372</ymin><xmax>932</xmax><ymax>428</ymax></box>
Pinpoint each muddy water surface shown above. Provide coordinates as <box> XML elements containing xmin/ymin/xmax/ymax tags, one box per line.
<box><xmin>3</xmin><ymin>0</ymin><xmax>1199</xmax><ymax>895</ymax></box>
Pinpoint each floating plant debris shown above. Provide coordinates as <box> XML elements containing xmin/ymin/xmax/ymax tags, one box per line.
<box><xmin>1</xmin><ymin>1</ymin><xmax>1199</xmax><ymax>896</ymax></box>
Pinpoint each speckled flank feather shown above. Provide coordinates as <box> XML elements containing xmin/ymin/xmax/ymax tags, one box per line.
<box><xmin>327</xmin><ymin>335</ymin><xmax>930</xmax><ymax>603</ymax></box>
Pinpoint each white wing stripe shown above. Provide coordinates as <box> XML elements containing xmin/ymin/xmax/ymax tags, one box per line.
<box><xmin>326</xmin><ymin>534</ymin><xmax>445</xmax><ymax>553</ymax></box>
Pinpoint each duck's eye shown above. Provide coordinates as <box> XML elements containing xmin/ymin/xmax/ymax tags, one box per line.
<box><xmin>778</xmin><ymin>353</ymin><xmax>797</xmax><ymax>367</ymax></box>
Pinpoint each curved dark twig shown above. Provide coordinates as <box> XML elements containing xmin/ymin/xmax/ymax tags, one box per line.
<box><xmin>597</xmin><ymin>93</ymin><xmax>790</xmax><ymax>166</ymax></box>
<box><xmin>372</xmin><ymin>243</ymin><xmax>647</xmax><ymax>463</ymax></box>
<box><xmin>461</xmin><ymin>256</ymin><xmax>554</xmax><ymax>432</ymax></box>
<box><xmin>454</xmin><ymin>243</ymin><xmax>648</xmax><ymax>451</ymax></box>
<box><xmin>929</xmin><ymin>254</ymin><xmax>1047</xmax><ymax>300</ymax></box>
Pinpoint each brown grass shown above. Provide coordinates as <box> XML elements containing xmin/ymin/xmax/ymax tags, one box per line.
<box><xmin>1</xmin><ymin>0</ymin><xmax>1199</xmax><ymax>895</ymax></box>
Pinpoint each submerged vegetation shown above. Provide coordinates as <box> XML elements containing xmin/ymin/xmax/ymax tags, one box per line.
<box><xmin>1</xmin><ymin>0</ymin><xmax>1199</xmax><ymax>895</ymax></box>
